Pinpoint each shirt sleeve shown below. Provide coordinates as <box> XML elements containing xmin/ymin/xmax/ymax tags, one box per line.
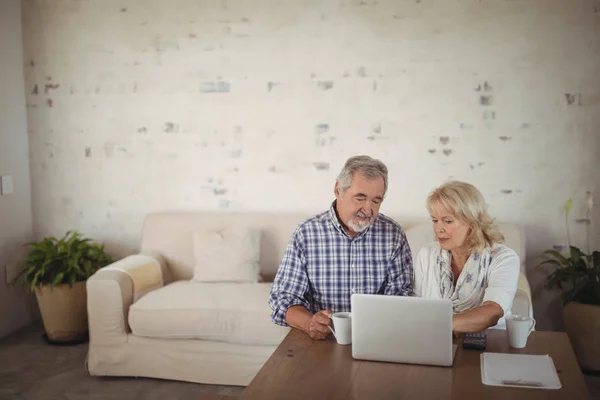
<box><xmin>482</xmin><ymin>246</ymin><xmax>520</xmax><ymax>315</ymax></box>
<box><xmin>269</xmin><ymin>230</ymin><xmax>311</xmax><ymax>326</ymax></box>
<box><xmin>384</xmin><ymin>228</ymin><xmax>414</xmax><ymax>296</ymax></box>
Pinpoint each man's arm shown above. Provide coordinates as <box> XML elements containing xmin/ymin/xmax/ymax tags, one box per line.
<box><xmin>384</xmin><ymin>229</ymin><xmax>414</xmax><ymax>296</ymax></box>
<box><xmin>269</xmin><ymin>230</ymin><xmax>333</xmax><ymax>340</ymax></box>
<box><xmin>269</xmin><ymin>232</ymin><xmax>311</xmax><ymax>326</ymax></box>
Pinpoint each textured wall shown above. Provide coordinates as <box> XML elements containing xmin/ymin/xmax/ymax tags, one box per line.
<box><xmin>22</xmin><ymin>0</ymin><xmax>600</xmax><ymax>330</ymax></box>
<box><xmin>0</xmin><ymin>0</ymin><xmax>37</xmax><ymax>340</ymax></box>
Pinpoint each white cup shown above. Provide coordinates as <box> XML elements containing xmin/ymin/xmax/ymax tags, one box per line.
<box><xmin>506</xmin><ymin>314</ymin><xmax>536</xmax><ymax>348</ymax></box>
<box><xmin>329</xmin><ymin>312</ymin><xmax>352</xmax><ymax>345</ymax></box>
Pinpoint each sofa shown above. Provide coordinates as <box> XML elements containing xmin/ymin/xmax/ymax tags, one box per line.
<box><xmin>86</xmin><ymin>211</ymin><xmax>532</xmax><ymax>385</ymax></box>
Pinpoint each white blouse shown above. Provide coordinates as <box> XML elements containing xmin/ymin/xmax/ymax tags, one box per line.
<box><xmin>413</xmin><ymin>242</ymin><xmax>520</xmax><ymax>328</ymax></box>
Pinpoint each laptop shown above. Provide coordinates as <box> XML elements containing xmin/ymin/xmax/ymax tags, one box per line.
<box><xmin>351</xmin><ymin>294</ymin><xmax>458</xmax><ymax>367</ymax></box>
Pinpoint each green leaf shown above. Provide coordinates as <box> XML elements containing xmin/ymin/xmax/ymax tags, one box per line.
<box><xmin>51</xmin><ymin>272</ymin><xmax>64</xmax><ymax>287</ymax></box>
<box><xmin>570</xmin><ymin>246</ymin><xmax>583</xmax><ymax>264</ymax></box>
<box><xmin>542</xmin><ymin>250</ymin><xmax>570</xmax><ymax>267</ymax></box>
<box><xmin>83</xmin><ymin>261</ymin><xmax>92</xmax><ymax>277</ymax></box>
<box><xmin>575</xmin><ymin>257</ymin><xmax>588</xmax><ymax>271</ymax></box>
<box><xmin>562</xmin><ymin>278</ymin><xmax>590</xmax><ymax>305</ymax></box>
<box><xmin>537</xmin><ymin>259</ymin><xmax>564</xmax><ymax>269</ymax></box>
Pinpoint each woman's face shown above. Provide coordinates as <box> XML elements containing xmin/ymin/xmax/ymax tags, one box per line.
<box><xmin>430</xmin><ymin>205</ymin><xmax>471</xmax><ymax>252</ymax></box>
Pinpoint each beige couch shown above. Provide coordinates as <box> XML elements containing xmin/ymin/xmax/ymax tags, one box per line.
<box><xmin>86</xmin><ymin>212</ymin><xmax>532</xmax><ymax>385</ymax></box>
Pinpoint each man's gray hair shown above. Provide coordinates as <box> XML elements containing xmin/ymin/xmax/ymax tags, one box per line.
<box><xmin>337</xmin><ymin>155</ymin><xmax>388</xmax><ymax>196</ymax></box>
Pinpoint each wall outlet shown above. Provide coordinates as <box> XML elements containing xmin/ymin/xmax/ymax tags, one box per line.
<box><xmin>0</xmin><ymin>175</ymin><xmax>14</xmax><ymax>196</ymax></box>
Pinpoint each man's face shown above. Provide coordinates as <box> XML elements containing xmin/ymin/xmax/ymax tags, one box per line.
<box><xmin>334</xmin><ymin>172</ymin><xmax>385</xmax><ymax>235</ymax></box>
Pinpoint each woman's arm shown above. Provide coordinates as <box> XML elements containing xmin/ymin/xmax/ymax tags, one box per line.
<box><xmin>453</xmin><ymin>246</ymin><xmax>520</xmax><ymax>333</ymax></box>
<box><xmin>452</xmin><ymin>301</ymin><xmax>504</xmax><ymax>333</ymax></box>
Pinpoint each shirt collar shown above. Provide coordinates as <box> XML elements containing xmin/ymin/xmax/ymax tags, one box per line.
<box><xmin>328</xmin><ymin>200</ymin><xmax>344</xmax><ymax>234</ymax></box>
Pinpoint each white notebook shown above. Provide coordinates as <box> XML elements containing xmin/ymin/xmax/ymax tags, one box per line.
<box><xmin>481</xmin><ymin>353</ymin><xmax>562</xmax><ymax>390</ymax></box>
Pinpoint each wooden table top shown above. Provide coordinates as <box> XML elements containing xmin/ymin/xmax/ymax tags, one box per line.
<box><xmin>242</xmin><ymin>329</ymin><xmax>589</xmax><ymax>400</ymax></box>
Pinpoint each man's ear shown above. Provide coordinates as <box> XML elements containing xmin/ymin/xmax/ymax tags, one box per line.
<box><xmin>334</xmin><ymin>181</ymin><xmax>340</xmax><ymax>198</ymax></box>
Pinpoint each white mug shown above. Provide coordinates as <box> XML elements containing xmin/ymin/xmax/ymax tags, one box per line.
<box><xmin>329</xmin><ymin>312</ymin><xmax>352</xmax><ymax>345</ymax></box>
<box><xmin>506</xmin><ymin>314</ymin><xmax>536</xmax><ymax>348</ymax></box>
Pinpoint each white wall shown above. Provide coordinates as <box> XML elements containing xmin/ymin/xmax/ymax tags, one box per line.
<box><xmin>22</xmin><ymin>0</ymin><xmax>600</xmax><ymax>331</ymax></box>
<box><xmin>0</xmin><ymin>0</ymin><xmax>37</xmax><ymax>340</ymax></box>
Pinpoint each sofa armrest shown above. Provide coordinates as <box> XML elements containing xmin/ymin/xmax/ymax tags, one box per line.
<box><xmin>87</xmin><ymin>268</ymin><xmax>132</xmax><ymax>345</ymax></box>
<box><xmin>510</xmin><ymin>272</ymin><xmax>534</xmax><ymax>325</ymax></box>
<box><xmin>517</xmin><ymin>272</ymin><xmax>532</xmax><ymax>305</ymax></box>
<box><xmin>87</xmin><ymin>253</ymin><xmax>166</xmax><ymax>345</ymax></box>
<box><xmin>140</xmin><ymin>250</ymin><xmax>173</xmax><ymax>285</ymax></box>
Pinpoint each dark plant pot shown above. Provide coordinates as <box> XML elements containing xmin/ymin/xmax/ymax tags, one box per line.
<box><xmin>34</xmin><ymin>281</ymin><xmax>88</xmax><ymax>343</ymax></box>
<box><xmin>563</xmin><ymin>301</ymin><xmax>600</xmax><ymax>373</ymax></box>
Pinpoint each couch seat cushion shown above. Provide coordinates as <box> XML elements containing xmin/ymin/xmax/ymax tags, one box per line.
<box><xmin>128</xmin><ymin>281</ymin><xmax>289</xmax><ymax>346</ymax></box>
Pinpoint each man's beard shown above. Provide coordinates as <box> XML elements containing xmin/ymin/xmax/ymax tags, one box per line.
<box><xmin>347</xmin><ymin>211</ymin><xmax>373</xmax><ymax>233</ymax></box>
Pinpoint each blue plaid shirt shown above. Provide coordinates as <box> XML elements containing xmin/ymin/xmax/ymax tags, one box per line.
<box><xmin>269</xmin><ymin>202</ymin><xmax>414</xmax><ymax>326</ymax></box>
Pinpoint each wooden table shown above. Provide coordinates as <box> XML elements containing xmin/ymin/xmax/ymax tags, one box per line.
<box><xmin>241</xmin><ymin>329</ymin><xmax>589</xmax><ymax>399</ymax></box>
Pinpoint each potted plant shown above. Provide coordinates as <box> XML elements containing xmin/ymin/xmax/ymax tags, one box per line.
<box><xmin>12</xmin><ymin>231</ymin><xmax>113</xmax><ymax>344</ymax></box>
<box><xmin>538</xmin><ymin>195</ymin><xmax>600</xmax><ymax>372</ymax></box>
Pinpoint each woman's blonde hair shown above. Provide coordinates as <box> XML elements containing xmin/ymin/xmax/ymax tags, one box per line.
<box><xmin>427</xmin><ymin>181</ymin><xmax>504</xmax><ymax>251</ymax></box>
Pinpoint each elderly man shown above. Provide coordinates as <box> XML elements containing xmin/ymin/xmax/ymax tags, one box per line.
<box><xmin>269</xmin><ymin>155</ymin><xmax>413</xmax><ymax>340</ymax></box>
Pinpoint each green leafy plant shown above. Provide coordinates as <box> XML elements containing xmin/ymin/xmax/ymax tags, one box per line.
<box><xmin>12</xmin><ymin>231</ymin><xmax>113</xmax><ymax>292</ymax></box>
<box><xmin>538</xmin><ymin>195</ymin><xmax>600</xmax><ymax>306</ymax></box>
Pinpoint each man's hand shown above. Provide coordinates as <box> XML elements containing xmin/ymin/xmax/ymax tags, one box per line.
<box><xmin>306</xmin><ymin>310</ymin><xmax>333</xmax><ymax>340</ymax></box>
<box><xmin>285</xmin><ymin>306</ymin><xmax>333</xmax><ymax>340</ymax></box>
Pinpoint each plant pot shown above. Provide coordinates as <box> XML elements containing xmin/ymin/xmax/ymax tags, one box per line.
<box><xmin>563</xmin><ymin>301</ymin><xmax>600</xmax><ymax>373</ymax></box>
<box><xmin>34</xmin><ymin>281</ymin><xmax>88</xmax><ymax>343</ymax></box>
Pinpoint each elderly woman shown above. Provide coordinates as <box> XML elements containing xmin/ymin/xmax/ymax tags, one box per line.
<box><xmin>414</xmin><ymin>181</ymin><xmax>520</xmax><ymax>333</ymax></box>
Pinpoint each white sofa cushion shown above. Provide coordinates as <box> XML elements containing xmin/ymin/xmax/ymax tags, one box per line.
<box><xmin>128</xmin><ymin>281</ymin><xmax>289</xmax><ymax>346</ymax></box>
<box><xmin>192</xmin><ymin>226</ymin><xmax>262</xmax><ymax>283</ymax></box>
